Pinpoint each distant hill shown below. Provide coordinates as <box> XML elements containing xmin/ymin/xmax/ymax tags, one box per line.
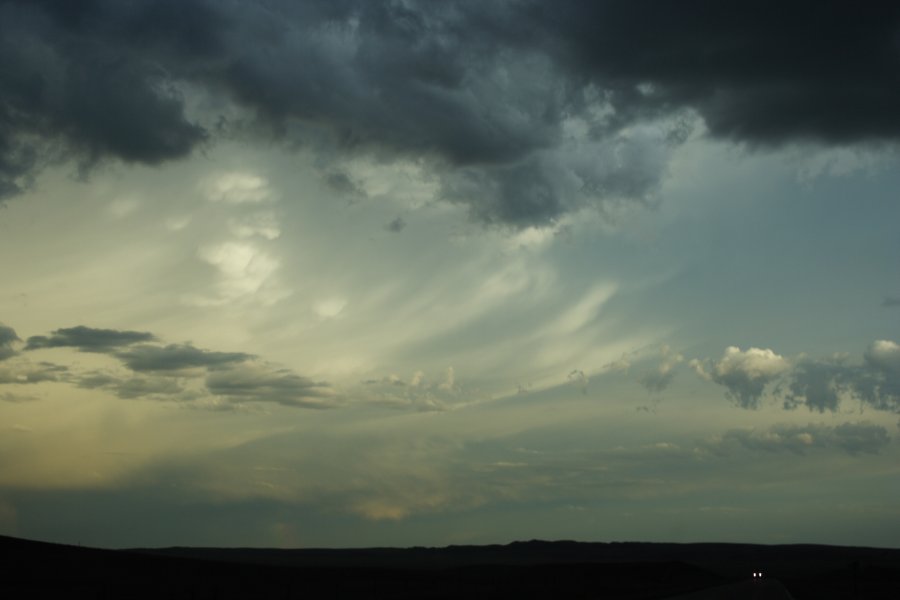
<box><xmin>3</xmin><ymin>534</ymin><xmax>899</xmax><ymax>599</ymax></box>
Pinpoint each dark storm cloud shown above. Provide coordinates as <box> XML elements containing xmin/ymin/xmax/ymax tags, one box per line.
<box><xmin>710</xmin><ymin>422</ymin><xmax>890</xmax><ymax>457</ymax></box>
<box><xmin>205</xmin><ymin>364</ymin><xmax>334</xmax><ymax>408</ymax></box>
<box><xmin>534</xmin><ymin>1</ymin><xmax>900</xmax><ymax>145</ymax></box>
<box><xmin>116</xmin><ymin>344</ymin><xmax>252</xmax><ymax>372</ymax></box>
<box><xmin>2</xmin><ymin>1</ymin><xmax>899</xmax><ymax>223</ymax></box>
<box><xmin>0</xmin><ymin>323</ymin><xmax>20</xmax><ymax>360</ymax></box>
<box><xmin>0</xmin><ymin>0</ymin><xmax>210</xmax><ymax>198</ymax></box>
<box><xmin>24</xmin><ymin>326</ymin><xmax>155</xmax><ymax>352</ymax></box>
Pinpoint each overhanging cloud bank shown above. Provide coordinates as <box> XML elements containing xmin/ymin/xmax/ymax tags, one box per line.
<box><xmin>2</xmin><ymin>0</ymin><xmax>898</xmax><ymax>225</ymax></box>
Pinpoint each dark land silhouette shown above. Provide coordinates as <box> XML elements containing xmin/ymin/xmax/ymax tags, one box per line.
<box><xmin>2</xmin><ymin>534</ymin><xmax>899</xmax><ymax>598</ymax></box>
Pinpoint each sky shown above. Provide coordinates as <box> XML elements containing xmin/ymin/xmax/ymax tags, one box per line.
<box><xmin>1</xmin><ymin>0</ymin><xmax>899</xmax><ymax>549</ymax></box>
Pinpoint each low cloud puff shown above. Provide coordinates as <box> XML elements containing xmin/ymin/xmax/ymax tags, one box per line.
<box><xmin>695</xmin><ymin>340</ymin><xmax>900</xmax><ymax>414</ymax></box>
<box><xmin>691</xmin><ymin>346</ymin><xmax>790</xmax><ymax>408</ymax></box>
<box><xmin>116</xmin><ymin>344</ymin><xmax>252</xmax><ymax>373</ymax></box>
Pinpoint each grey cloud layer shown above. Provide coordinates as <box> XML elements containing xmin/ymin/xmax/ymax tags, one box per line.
<box><xmin>205</xmin><ymin>365</ymin><xmax>333</xmax><ymax>408</ymax></box>
<box><xmin>116</xmin><ymin>344</ymin><xmax>251</xmax><ymax>372</ymax></box>
<box><xmin>17</xmin><ymin>322</ymin><xmax>334</xmax><ymax>408</ymax></box>
<box><xmin>77</xmin><ymin>372</ymin><xmax>185</xmax><ymax>400</ymax></box>
<box><xmin>3</xmin><ymin>1</ymin><xmax>898</xmax><ymax>225</ymax></box>
<box><xmin>24</xmin><ymin>325</ymin><xmax>155</xmax><ymax>352</ymax></box>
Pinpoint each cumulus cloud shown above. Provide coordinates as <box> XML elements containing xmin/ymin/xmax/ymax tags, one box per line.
<box><xmin>691</xmin><ymin>347</ymin><xmax>790</xmax><ymax>408</ymax></box>
<box><xmin>782</xmin><ymin>359</ymin><xmax>847</xmax><ymax>413</ymax></box>
<box><xmin>693</xmin><ymin>340</ymin><xmax>900</xmax><ymax>414</ymax></box>
<box><xmin>4</xmin><ymin>1</ymin><xmax>897</xmax><ymax>225</ymax></box>
<box><xmin>706</xmin><ymin>422</ymin><xmax>891</xmax><ymax>457</ymax></box>
<box><xmin>25</xmin><ymin>326</ymin><xmax>155</xmax><ymax>352</ymax></box>
<box><xmin>781</xmin><ymin>341</ymin><xmax>900</xmax><ymax>414</ymax></box>
<box><xmin>865</xmin><ymin>340</ymin><xmax>900</xmax><ymax>373</ymax></box>
<box><xmin>0</xmin><ymin>323</ymin><xmax>20</xmax><ymax>360</ymax></box>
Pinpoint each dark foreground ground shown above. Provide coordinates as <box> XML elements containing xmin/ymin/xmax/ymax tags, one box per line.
<box><xmin>2</xmin><ymin>535</ymin><xmax>899</xmax><ymax>599</ymax></box>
